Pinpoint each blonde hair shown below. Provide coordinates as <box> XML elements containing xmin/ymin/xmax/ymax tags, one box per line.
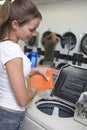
<box><xmin>0</xmin><ymin>0</ymin><xmax>42</xmax><ymax>40</ymax></box>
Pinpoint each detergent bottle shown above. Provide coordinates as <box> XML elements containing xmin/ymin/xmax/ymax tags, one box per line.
<box><xmin>27</xmin><ymin>47</ymin><xmax>38</xmax><ymax>68</ymax></box>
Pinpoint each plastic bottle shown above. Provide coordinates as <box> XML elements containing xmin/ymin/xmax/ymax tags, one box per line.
<box><xmin>52</xmin><ymin>106</ymin><xmax>59</xmax><ymax>117</ymax></box>
<box><xmin>27</xmin><ymin>47</ymin><xmax>38</xmax><ymax>68</ymax></box>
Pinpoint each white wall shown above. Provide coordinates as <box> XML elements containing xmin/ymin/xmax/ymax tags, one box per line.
<box><xmin>38</xmin><ymin>0</ymin><xmax>87</xmax><ymax>27</ymax></box>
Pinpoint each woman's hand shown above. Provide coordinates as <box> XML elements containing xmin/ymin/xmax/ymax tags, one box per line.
<box><xmin>29</xmin><ymin>65</ymin><xmax>59</xmax><ymax>80</ymax></box>
<box><xmin>29</xmin><ymin>66</ymin><xmax>49</xmax><ymax>81</ymax></box>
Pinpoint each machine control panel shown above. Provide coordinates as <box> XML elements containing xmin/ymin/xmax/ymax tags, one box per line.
<box><xmin>74</xmin><ymin>92</ymin><xmax>87</xmax><ymax>125</ymax></box>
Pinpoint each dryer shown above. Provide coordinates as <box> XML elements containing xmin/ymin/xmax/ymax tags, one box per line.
<box><xmin>21</xmin><ymin>64</ymin><xmax>87</xmax><ymax>130</ymax></box>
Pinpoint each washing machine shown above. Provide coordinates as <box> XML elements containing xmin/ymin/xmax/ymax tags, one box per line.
<box><xmin>21</xmin><ymin>64</ymin><xmax>87</xmax><ymax>130</ymax></box>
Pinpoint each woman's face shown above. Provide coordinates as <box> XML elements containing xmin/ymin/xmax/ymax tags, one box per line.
<box><xmin>14</xmin><ymin>18</ymin><xmax>41</xmax><ymax>43</ymax></box>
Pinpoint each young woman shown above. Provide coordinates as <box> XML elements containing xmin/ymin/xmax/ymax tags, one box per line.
<box><xmin>0</xmin><ymin>0</ymin><xmax>48</xmax><ymax>130</ymax></box>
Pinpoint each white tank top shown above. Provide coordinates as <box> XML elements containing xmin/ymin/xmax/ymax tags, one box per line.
<box><xmin>0</xmin><ymin>40</ymin><xmax>31</xmax><ymax>111</ymax></box>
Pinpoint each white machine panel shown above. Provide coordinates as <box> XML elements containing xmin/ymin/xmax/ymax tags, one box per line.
<box><xmin>21</xmin><ymin>116</ymin><xmax>46</xmax><ymax>130</ymax></box>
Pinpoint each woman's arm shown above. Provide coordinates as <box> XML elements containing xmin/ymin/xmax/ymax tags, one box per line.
<box><xmin>5</xmin><ymin>57</ymin><xmax>37</xmax><ymax>107</ymax></box>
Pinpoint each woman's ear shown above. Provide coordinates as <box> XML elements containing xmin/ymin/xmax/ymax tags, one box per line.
<box><xmin>11</xmin><ymin>20</ymin><xmax>19</xmax><ymax>30</ymax></box>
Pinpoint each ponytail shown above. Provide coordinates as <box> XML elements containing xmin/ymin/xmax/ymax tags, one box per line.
<box><xmin>0</xmin><ymin>0</ymin><xmax>11</xmax><ymax>26</ymax></box>
<box><xmin>0</xmin><ymin>0</ymin><xmax>11</xmax><ymax>40</ymax></box>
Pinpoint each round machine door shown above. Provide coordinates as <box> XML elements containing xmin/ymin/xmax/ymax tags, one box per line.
<box><xmin>41</xmin><ymin>31</ymin><xmax>52</xmax><ymax>47</ymax></box>
<box><xmin>27</xmin><ymin>32</ymin><xmax>39</xmax><ymax>47</ymax></box>
<box><xmin>80</xmin><ymin>34</ymin><xmax>87</xmax><ymax>54</ymax></box>
<box><xmin>61</xmin><ymin>32</ymin><xmax>77</xmax><ymax>50</ymax></box>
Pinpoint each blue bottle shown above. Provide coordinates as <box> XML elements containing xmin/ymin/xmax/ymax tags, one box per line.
<box><xmin>27</xmin><ymin>47</ymin><xmax>38</xmax><ymax>68</ymax></box>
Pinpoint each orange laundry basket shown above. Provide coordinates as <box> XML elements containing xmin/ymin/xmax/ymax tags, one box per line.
<box><xmin>29</xmin><ymin>69</ymin><xmax>54</xmax><ymax>90</ymax></box>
